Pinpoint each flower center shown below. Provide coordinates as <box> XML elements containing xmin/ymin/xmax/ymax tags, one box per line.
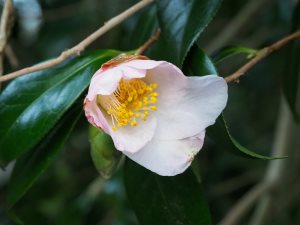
<box><xmin>97</xmin><ymin>78</ymin><xmax>158</xmax><ymax>131</ymax></box>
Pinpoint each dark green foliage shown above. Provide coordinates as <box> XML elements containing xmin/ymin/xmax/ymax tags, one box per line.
<box><xmin>155</xmin><ymin>0</ymin><xmax>223</xmax><ymax>65</ymax></box>
<box><xmin>7</xmin><ymin>106</ymin><xmax>81</xmax><ymax>208</ymax></box>
<box><xmin>212</xmin><ymin>45</ymin><xmax>258</xmax><ymax>64</ymax></box>
<box><xmin>89</xmin><ymin>126</ymin><xmax>123</xmax><ymax>179</ymax></box>
<box><xmin>0</xmin><ymin>50</ymin><xmax>120</xmax><ymax>166</ymax></box>
<box><xmin>124</xmin><ymin>160</ymin><xmax>211</xmax><ymax>225</ymax></box>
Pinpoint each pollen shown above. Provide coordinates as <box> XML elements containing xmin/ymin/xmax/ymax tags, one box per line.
<box><xmin>97</xmin><ymin>78</ymin><xmax>158</xmax><ymax>131</ymax></box>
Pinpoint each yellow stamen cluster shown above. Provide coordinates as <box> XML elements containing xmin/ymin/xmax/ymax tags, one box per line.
<box><xmin>97</xmin><ymin>78</ymin><xmax>158</xmax><ymax>131</ymax></box>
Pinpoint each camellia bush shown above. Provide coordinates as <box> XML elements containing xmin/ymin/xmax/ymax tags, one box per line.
<box><xmin>0</xmin><ymin>0</ymin><xmax>299</xmax><ymax>225</ymax></box>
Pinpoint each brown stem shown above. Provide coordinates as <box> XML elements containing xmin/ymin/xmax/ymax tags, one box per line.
<box><xmin>225</xmin><ymin>30</ymin><xmax>300</xmax><ymax>83</ymax></box>
<box><xmin>135</xmin><ymin>29</ymin><xmax>161</xmax><ymax>55</ymax></box>
<box><xmin>0</xmin><ymin>0</ymin><xmax>154</xmax><ymax>83</ymax></box>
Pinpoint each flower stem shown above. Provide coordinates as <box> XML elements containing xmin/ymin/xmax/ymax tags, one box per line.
<box><xmin>225</xmin><ymin>30</ymin><xmax>300</xmax><ymax>83</ymax></box>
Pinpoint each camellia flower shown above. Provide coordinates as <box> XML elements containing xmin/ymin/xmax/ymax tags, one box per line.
<box><xmin>84</xmin><ymin>55</ymin><xmax>228</xmax><ymax>176</ymax></box>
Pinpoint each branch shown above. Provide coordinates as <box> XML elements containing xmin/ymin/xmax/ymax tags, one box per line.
<box><xmin>0</xmin><ymin>0</ymin><xmax>154</xmax><ymax>83</ymax></box>
<box><xmin>225</xmin><ymin>30</ymin><xmax>300</xmax><ymax>83</ymax></box>
<box><xmin>0</xmin><ymin>0</ymin><xmax>14</xmax><ymax>78</ymax></box>
<box><xmin>135</xmin><ymin>29</ymin><xmax>161</xmax><ymax>55</ymax></box>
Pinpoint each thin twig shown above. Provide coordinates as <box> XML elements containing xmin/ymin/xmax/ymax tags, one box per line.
<box><xmin>135</xmin><ymin>29</ymin><xmax>161</xmax><ymax>55</ymax></box>
<box><xmin>0</xmin><ymin>0</ymin><xmax>154</xmax><ymax>83</ymax></box>
<box><xmin>225</xmin><ymin>30</ymin><xmax>300</xmax><ymax>83</ymax></box>
<box><xmin>0</xmin><ymin>0</ymin><xmax>14</xmax><ymax>79</ymax></box>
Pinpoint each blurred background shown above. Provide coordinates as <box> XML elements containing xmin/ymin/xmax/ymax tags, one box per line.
<box><xmin>0</xmin><ymin>0</ymin><xmax>299</xmax><ymax>224</ymax></box>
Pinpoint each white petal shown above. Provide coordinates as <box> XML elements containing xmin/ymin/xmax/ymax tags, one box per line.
<box><xmin>124</xmin><ymin>131</ymin><xmax>205</xmax><ymax>176</ymax></box>
<box><xmin>84</xmin><ymin>98</ymin><xmax>157</xmax><ymax>153</ymax></box>
<box><xmin>119</xmin><ymin>65</ymin><xmax>146</xmax><ymax>79</ymax></box>
<box><xmin>144</xmin><ymin>61</ymin><xmax>188</xmax><ymax>104</ymax></box>
<box><xmin>86</xmin><ymin>59</ymin><xmax>165</xmax><ymax>100</ymax></box>
<box><xmin>87</xmin><ymin>68</ymin><xmax>123</xmax><ymax>98</ymax></box>
<box><xmin>121</xmin><ymin>59</ymin><xmax>165</xmax><ymax>70</ymax></box>
<box><xmin>87</xmin><ymin>65</ymin><xmax>148</xmax><ymax>99</ymax></box>
<box><xmin>148</xmin><ymin>70</ymin><xmax>227</xmax><ymax>140</ymax></box>
<box><xmin>84</xmin><ymin>98</ymin><xmax>110</xmax><ymax>133</ymax></box>
<box><xmin>110</xmin><ymin>116</ymin><xmax>157</xmax><ymax>153</ymax></box>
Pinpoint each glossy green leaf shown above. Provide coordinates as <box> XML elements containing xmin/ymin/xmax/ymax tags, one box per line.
<box><xmin>183</xmin><ymin>46</ymin><xmax>283</xmax><ymax>159</ymax></box>
<box><xmin>212</xmin><ymin>45</ymin><xmax>258</xmax><ymax>64</ymax></box>
<box><xmin>155</xmin><ymin>0</ymin><xmax>223</xmax><ymax>65</ymax></box>
<box><xmin>125</xmin><ymin>160</ymin><xmax>211</xmax><ymax>225</ymax></box>
<box><xmin>89</xmin><ymin>126</ymin><xmax>122</xmax><ymax>179</ymax></box>
<box><xmin>0</xmin><ymin>50</ymin><xmax>120</xmax><ymax>166</ymax></box>
<box><xmin>283</xmin><ymin>2</ymin><xmax>300</xmax><ymax>122</ymax></box>
<box><xmin>7</xmin><ymin>106</ymin><xmax>81</xmax><ymax>208</ymax></box>
<box><xmin>183</xmin><ymin>45</ymin><xmax>217</xmax><ymax>76</ymax></box>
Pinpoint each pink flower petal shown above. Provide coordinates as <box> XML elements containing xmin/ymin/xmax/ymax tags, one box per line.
<box><xmin>124</xmin><ymin>131</ymin><xmax>205</xmax><ymax>176</ymax></box>
<box><xmin>84</xmin><ymin>98</ymin><xmax>110</xmax><ymax>133</ymax></box>
<box><xmin>87</xmin><ymin>68</ymin><xmax>123</xmax><ymax>99</ymax></box>
<box><xmin>110</xmin><ymin>116</ymin><xmax>157</xmax><ymax>153</ymax></box>
<box><xmin>84</xmin><ymin>58</ymin><xmax>228</xmax><ymax>176</ymax></box>
<box><xmin>145</xmin><ymin>63</ymin><xmax>227</xmax><ymax>139</ymax></box>
<box><xmin>121</xmin><ymin>59</ymin><xmax>165</xmax><ymax>70</ymax></box>
<box><xmin>84</xmin><ymin>59</ymin><xmax>161</xmax><ymax>153</ymax></box>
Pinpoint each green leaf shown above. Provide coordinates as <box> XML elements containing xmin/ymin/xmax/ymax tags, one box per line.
<box><xmin>0</xmin><ymin>50</ymin><xmax>120</xmax><ymax>166</ymax></box>
<box><xmin>89</xmin><ymin>126</ymin><xmax>123</xmax><ymax>179</ymax></box>
<box><xmin>207</xmin><ymin>115</ymin><xmax>285</xmax><ymax>159</ymax></box>
<box><xmin>183</xmin><ymin>46</ymin><xmax>283</xmax><ymax>159</ymax></box>
<box><xmin>155</xmin><ymin>0</ymin><xmax>223</xmax><ymax>65</ymax></box>
<box><xmin>183</xmin><ymin>45</ymin><xmax>217</xmax><ymax>76</ymax></box>
<box><xmin>7</xmin><ymin>105</ymin><xmax>82</xmax><ymax>208</ymax></box>
<box><xmin>212</xmin><ymin>45</ymin><xmax>258</xmax><ymax>64</ymax></box>
<box><xmin>124</xmin><ymin>160</ymin><xmax>211</xmax><ymax>225</ymax></box>
<box><xmin>283</xmin><ymin>3</ymin><xmax>300</xmax><ymax>122</ymax></box>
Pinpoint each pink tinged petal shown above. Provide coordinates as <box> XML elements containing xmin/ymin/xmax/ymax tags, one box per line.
<box><xmin>121</xmin><ymin>59</ymin><xmax>165</xmax><ymax>70</ymax></box>
<box><xmin>144</xmin><ymin>61</ymin><xmax>188</xmax><ymax>104</ymax></box>
<box><xmin>86</xmin><ymin>62</ymin><xmax>151</xmax><ymax>100</ymax></box>
<box><xmin>109</xmin><ymin>116</ymin><xmax>157</xmax><ymax>153</ymax></box>
<box><xmin>84</xmin><ymin>97</ymin><xmax>157</xmax><ymax>153</ymax></box>
<box><xmin>118</xmin><ymin>65</ymin><xmax>146</xmax><ymax>79</ymax></box>
<box><xmin>84</xmin><ymin>60</ymin><xmax>164</xmax><ymax>154</ymax></box>
<box><xmin>146</xmin><ymin>64</ymin><xmax>227</xmax><ymax>139</ymax></box>
<box><xmin>87</xmin><ymin>68</ymin><xmax>123</xmax><ymax>99</ymax></box>
<box><xmin>83</xmin><ymin>98</ymin><xmax>110</xmax><ymax>133</ymax></box>
<box><xmin>124</xmin><ymin>131</ymin><xmax>206</xmax><ymax>176</ymax></box>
